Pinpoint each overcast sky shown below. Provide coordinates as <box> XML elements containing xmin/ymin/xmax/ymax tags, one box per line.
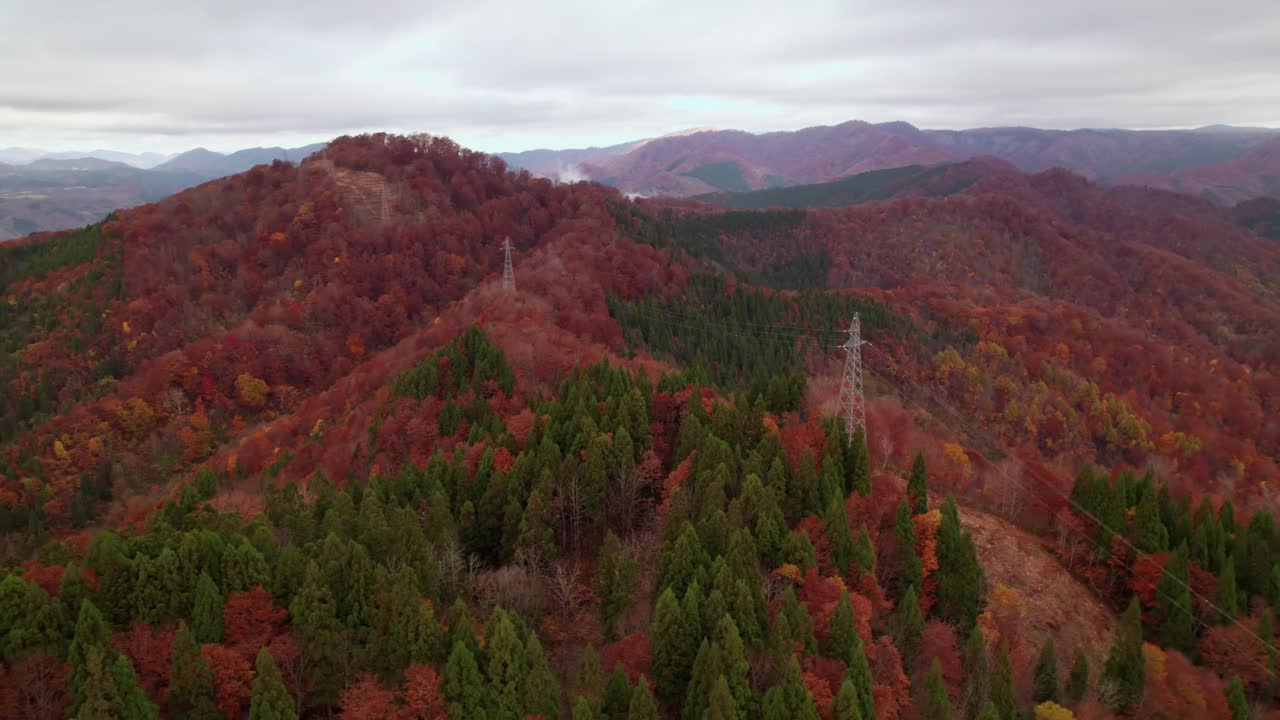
<box><xmin>3</xmin><ymin>0</ymin><xmax>1279</xmax><ymax>155</ymax></box>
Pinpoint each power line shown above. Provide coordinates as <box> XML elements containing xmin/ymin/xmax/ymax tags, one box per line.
<box><xmin>616</xmin><ymin>301</ymin><xmax>1277</xmax><ymax>678</ymax></box>
<box><xmin>861</xmin><ymin>341</ymin><xmax>1278</xmax><ymax>679</ymax></box>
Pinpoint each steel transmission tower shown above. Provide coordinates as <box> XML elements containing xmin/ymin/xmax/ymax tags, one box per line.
<box><xmin>501</xmin><ymin>237</ymin><xmax>516</xmax><ymax>291</ymax></box>
<box><xmin>838</xmin><ymin>314</ymin><xmax>867</xmax><ymax>438</ymax></box>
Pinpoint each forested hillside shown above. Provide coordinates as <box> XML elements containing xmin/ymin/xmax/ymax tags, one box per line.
<box><xmin>2</xmin><ymin>133</ymin><xmax>1279</xmax><ymax>720</ymax></box>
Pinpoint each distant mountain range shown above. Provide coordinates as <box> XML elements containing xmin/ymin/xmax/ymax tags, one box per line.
<box><xmin>0</xmin><ymin>143</ymin><xmax>326</xmax><ymax>241</ymax></box>
<box><xmin>499</xmin><ymin>121</ymin><xmax>1280</xmax><ymax>204</ymax></box>
<box><xmin>0</xmin><ymin>147</ymin><xmax>173</xmax><ymax>168</ymax></box>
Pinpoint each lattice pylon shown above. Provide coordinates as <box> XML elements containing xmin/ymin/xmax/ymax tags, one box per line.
<box><xmin>837</xmin><ymin>314</ymin><xmax>867</xmax><ymax>439</ymax></box>
<box><xmin>502</xmin><ymin>237</ymin><xmax>516</xmax><ymax>291</ymax></box>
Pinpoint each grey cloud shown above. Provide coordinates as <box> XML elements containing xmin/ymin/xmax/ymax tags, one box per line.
<box><xmin>1</xmin><ymin>0</ymin><xmax>1277</xmax><ymax>153</ymax></box>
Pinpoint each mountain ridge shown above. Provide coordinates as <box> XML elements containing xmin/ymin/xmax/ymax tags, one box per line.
<box><xmin>502</xmin><ymin>120</ymin><xmax>1280</xmax><ymax>203</ymax></box>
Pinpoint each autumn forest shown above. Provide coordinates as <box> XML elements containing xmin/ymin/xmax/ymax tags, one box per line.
<box><xmin>3</xmin><ymin>132</ymin><xmax>1280</xmax><ymax>720</ymax></box>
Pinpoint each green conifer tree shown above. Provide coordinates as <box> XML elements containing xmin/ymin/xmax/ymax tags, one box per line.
<box><xmin>1032</xmin><ymin>637</ymin><xmax>1059</xmax><ymax>704</ymax></box>
<box><xmin>890</xmin><ymin>585</ymin><xmax>924</xmax><ymax>663</ymax></box>
<box><xmin>108</xmin><ymin>653</ymin><xmax>159</xmax><ymax>720</ymax></box>
<box><xmin>1133</xmin><ymin>486</ymin><xmax>1169</xmax><ymax>553</ymax></box>
<box><xmin>653</xmin><ymin>587</ymin><xmax>698</xmax><ymax>706</ymax></box>
<box><xmin>936</xmin><ymin>495</ymin><xmax>985</xmax><ymax>632</ymax></box>
<box><xmin>1225</xmin><ymin>676</ymin><xmax>1248</xmax><ymax>720</ymax></box>
<box><xmin>486</xmin><ymin>608</ymin><xmax>529</xmax><ymax>720</ymax></box>
<box><xmin>627</xmin><ymin>677</ymin><xmax>659</xmax><ymax>720</ymax></box>
<box><xmin>290</xmin><ymin>561</ymin><xmax>345</xmax><ymax>711</ymax></box>
<box><xmin>920</xmin><ymin>659</ymin><xmax>954</xmax><ymax>720</ymax></box>
<box><xmin>1065</xmin><ymin>652</ymin><xmax>1089</xmax><ymax>707</ymax></box>
<box><xmin>846</xmin><ymin>426</ymin><xmax>871</xmax><ymax>497</ymax></box>
<box><xmin>824</xmin><ymin>590</ymin><xmax>858</xmax><ymax>659</ymax></box>
<box><xmin>69</xmin><ymin>599</ymin><xmax>113</xmax><ymax>712</ymax></box>
<box><xmin>716</xmin><ymin>614</ymin><xmax>754</xmax><ymax>719</ymax></box>
<box><xmin>574</xmin><ymin>695</ymin><xmax>598</xmax><ymax>720</ymax></box>
<box><xmin>774</xmin><ymin>656</ymin><xmax>821</xmax><ymax>720</ymax></box>
<box><xmin>907</xmin><ymin>451</ymin><xmax>928</xmax><ymax>514</ymax></box>
<box><xmin>826</xmin><ymin>495</ymin><xmax>856</xmax><ymax>574</ymax></box>
<box><xmin>833</xmin><ymin>678</ymin><xmax>863</xmax><ymax>720</ymax></box>
<box><xmin>684</xmin><ymin>639</ymin><xmax>725</xmax><ymax>720</ymax></box>
<box><xmin>602</xmin><ymin>668</ymin><xmax>633</xmax><ymax>720</ymax></box>
<box><xmin>989</xmin><ymin>643</ymin><xmax>1015</xmax><ymax>720</ymax></box>
<box><xmin>961</xmin><ymin>626</ymin><xmax>989</xmax><ymax>720</ymax></box>
<box><xmin>1154</xmin><ymin>542</ymin><xmax>1196</xmax><ymax>654</ymax></box>
<box><xmin>168</xmin><ymin>622</ymin><xmax>220</xmax><ymax>720</ymax></box>
<box><xmin>77</xmin><ymin>648</ymin><xmax>119</xmax><ymax>720</ymax></box>
<box><xmin>843</xmin><ymin>630</ymin><xmax>876</xmax><ymax>720</ymax></box>
<box><xmin>524</xmin><ymin>632</ymin><xmax>561</xmax><ymax>719</ymax></box>
<box><xmin>852</xmin><ymin>527</ymin><xmax>875</xmax><ymax>579</ymax></box>
<box><xmin>192</xmin><ymin>571</ymin><xmax>224</xmax><ymax>644</ymax></box>
<box><xmin>1214</xmin><ymin>557</ymin><xmax>1239</xmax><ymax>624</ymax></box>
<box><xmin>703</xmin><ymin>675</ymin><xmax>737</xmax><ymax>720</ymax></box>
<box><xmin>597</xmin><ymin>531</ymin><xmax>638</xmax><ymax>639</ymax></box>
<box><xmin>893</xmin><ymin>499</ymin><xmax>923</xmax><ymax>599</ymax></box>
<box><xmin>1103</xmin><ymin>598</ymin><xmax>1146</xmax><ymax>714</ymax></box>
<box><xmin>444</xmin><ymin>640</ymin><xmax>490</xmax><ymax>719</ymax></box>
<box><xmin>248</xmin><ymin>647</ymin><xmax>297</xmax><ymax>720</ymax></box>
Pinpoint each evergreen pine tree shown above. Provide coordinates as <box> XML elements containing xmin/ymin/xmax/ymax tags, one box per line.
<box><xmin>168</xmin><ymin>622</ymin><xmax>220</xmax><ymax>720</ymax></box>
<box><xmin>1260</xmin><ymin>609</ymin><xmax>1276</xmax><ymax>698</ymax></box>
<box><xmin>920</xmin><ymin>659</ymin><xmax>954</xmax><ymax>720</ymax></box>
<box><xmin>824</xmin><ymin>590</ymin><xmax>858</xmax><ymax>659</ymax></box>
<box><xmin>683</xmin><ymin>639</ymin><xmax>725</xmax><ymax>720</ymax></box>
<box><xmin>248</xmin><ymin>647</ymin><xmax>297</xmax><ymax>720</ymax></box>
<box><xmin>852</xmin><ymin>527</ymin><xmax>875</xmax><ymax>579</ymax></box>
<box><xmin>656</xmin><ymin>522</ymin><xmax>708</xmax><ymax>598</ymax></box>
<box><xmin>774</xmin><ymin>656</ymin><xmax>821</xmax><ymax>720</ymax></box>
<box><xmin>893</xmin><ymin>499</ymin><xmax>923</xmax><ymax>599</ymax></box>
<box><xmin>890</xmin><ymin>585</ymin><xmax>924</xmax><ymax>663</ymax></box>
<box><xmin>716</xmin><ymin>614</ymin><xmax>754</xmax><ymax>718</ymax></box>
<box><xmin>602</xmin><ymin>668</ymin><xmax>633</xmax><ymax>720</ymax></box>
<box><xmin>1214</xmin><ymin>557</ymin><xmax>1239</xmax><ymax>623</ymax></box>
<box><xmin>575</xmin><ymin>644</ymin><xmax>605</xmax><ymax>706</ymax></box>
<box><xmin>846</xmin><ymin>426</ymin><xmax>871</xmax><ymax>497</ymax></box>
<box><xmin>573</xmin><ymin>696</ymin><xmax>598</xmax><ymax>720</ymax></box>
<box><xmin>192</xmin><ymin>571</ymin><xmax>224</xmax><ymax>644</ymax></box>
<box><xmin>779</xmin><ymin>586</ymin><xmax>817</xmax><ymax>655</ymax></box>
<box><xmin>627</xmin><ymin>677</ymin><xmax>660</xmax><ymax>720</ymax></box>
<box><xmin>69</xmin><ymin>599</ymin><xmax>113</xmax><ymax>712</ymax></box>
<box><xmin>652</xmin><ymin>587</ymin><xmax>698</xmax><ymax>706</ymax></box>
<box><xmin>290</xmin><ymin>561</ymin><xmax>346</xmax><ymax>711</ymax></box>
<box><xmin>1064</xmin><ymin>652</ymin><xmax>1089</xmax><ymax>707</ymax></box>
<box><xmin>833</xmin><ymin>678</ymin><xmax>863</xmax><ymax>720</ymax></box>
<box><xmin>597</xmin><ymin>531</ymin><xmax>638</xmax><ymax>639</ymax></box>
<box><xmin>444</xmin><ymin>640</ymin><xmax>490</xmax><ymax>719</ymax></box>
<box><xmin>826</xmin><ymin>495</ymin><xmax>856</xmax><ymax>574</ymax></box>
<box><xmin>1133</xmin><ymin>486</ymin><xmax>1169</xmax><ymax>553</ymax></box>
<box><xmin>936</xmin><ymin>495</ymin><xmax>985</xmax><ymax>633</ymax></box>
<box><xmin>961</xmin><ymin>626</ymin><xmax>989</xmax><ymax>720</ymax></box>
<box><xmin>486</xmin><ymin>608</ymin><xmax>529</xmax><ymax>720</ymax></box>
<box><xmin>907</xmin><ymin>451</ymin><xmax>928</xmax><ymax>514</ymax></box>
<box><xmin>108</xmin><ymin>653</ymin><xmax>159</xmax><ymax>720</ymax></box>
<box><xmin>1154</xmin><ymin>542</ymin><xmax>1196</xmax><ymax>655</ymax></box>
<box><xmin>77</xmin><ymin>648</ymin><xmax>120</xmax><ymax>720</ymax></box>
<box><xmin>58</xmin><ymin>562</ymin><xmax>91</xmax><ymax>629</ymax></box>
<box><xmin>1032</xmin><ymin>637</ymin><xmax>1059</xmax><ymax>704</ymax></box>
<box><xmin>843</xmin><ymin>630</ymin><xmax>876</xmax><ymax>720</ymax></box>
<box><xmin>1103</xmin><ymin>598</ymin><xmax>1146</xmax><ymax>714</ymax></box>
<box><xmin>989</xmin><ymin>643</ymin><xmax>1016</xmax><ymax>720</ymax></box>
<box><xmin>703</xmin><ymin>675</ymin><xmax>736</xmax><ymax>720</ymax></box>
<box><xmin>524</xmin><ymin>632</ymin><xmax>561</xmax><ymax>719</ymax></box>
<box><xmin>1225</xmin><ymin>676</ymin><xmax>1248</xmax><ymax>720</ymax></box>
